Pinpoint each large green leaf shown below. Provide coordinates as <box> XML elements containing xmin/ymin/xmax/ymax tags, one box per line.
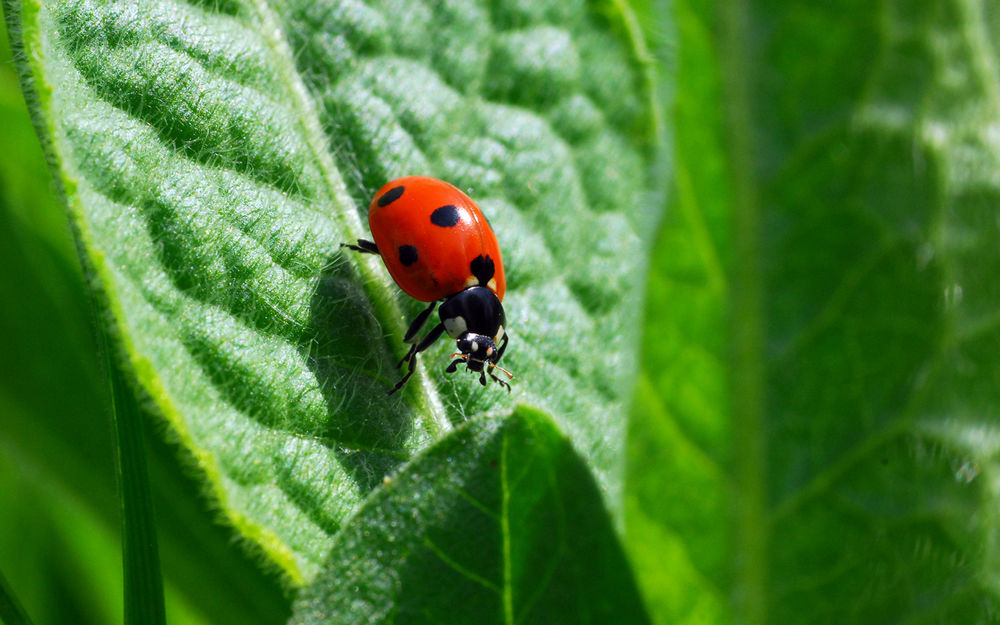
<box><xmin>4</xmin><ymin>0</ymin><xmax>660</xmax><ymax>597</ymax></box>
<box><xmin>628</xmin><ymin>0</ymin><xmax>1000</xmax><ymax>623</ymax></box>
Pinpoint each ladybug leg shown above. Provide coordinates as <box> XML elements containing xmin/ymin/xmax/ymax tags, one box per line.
<box><xmin>488</xmin><ymin>369</ymin><xmax>512</xmax><ymax>393</ymax></box>
<box><xmin>387</xmin><ymin>322</ymin><xmax>445</xmax><ymax>396</ymax></box>
<box><xmin>387</xmin><ymin>366</ymin><xmax>415</xmax><ymax>396</ymax></box>
<box><xmin>445</xmin><ymin>358</ymin><xmax>465</xmax><ymax>374</ymax></box>
<box><xmin>412</xmin><ymin>322</ymin><xmax>445</xmax><ymax>355</ymax></box>
<box><xmin>397</xmin><ymin>343</ymin><xmax>418</xmax><ymax>370</ymax></box>
<box><xmin>403</xmin><ymin>301</ymin><xmax>437</xmax><ymax>344</ymax></box>
<box><xmin>483</xmin><ymin>335</ymin><xmax>512</xmax><ymax>392</ymax></box>
<box><xmin>495</xmin><ymin>334</ymin><xmax>509</xmax><ymax>361</ymax></box>
<box><xmin>396</xmin><ymin>301</ymin><xmax>438</xmax><ymax>368</ymax></box>
<box><xmin>340</xmin><ymin>239</ymin><xmax>379</xmax><ymax>255</ymax></box>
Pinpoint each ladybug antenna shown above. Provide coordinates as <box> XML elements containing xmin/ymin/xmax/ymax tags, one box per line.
<box><xmin>487</xmin><ymin>362</ymin><xmax>514</xmax><ymax>380</ymax></box>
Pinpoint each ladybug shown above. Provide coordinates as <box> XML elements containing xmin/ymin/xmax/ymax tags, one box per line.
<box><xmin>343</xmin><ymin>176</ymin><xmax>513</xmax><ymax>395</ymax></box>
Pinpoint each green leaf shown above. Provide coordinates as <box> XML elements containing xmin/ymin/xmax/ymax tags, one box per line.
<box><xmin>628</xmin><ymin>0</ymin><xmax>1000</xmax><ymax>623</ymax></box>
<box><xmin>0</xmin><ymin>568</ymin><xmax>35</xmax><ymax>625</ymax></box>
<box><xmin>5</xmin><ymin>0</ymin><xmax>660</xmax><ymax>588</ymax></box>
<box><xmin>102</xmin><ymin>323</ymin><xmax>166</xmax><ymax>625</ymax></box>
<box><xmin>292</xmin><ymin>406</ymin><xmax>650</xmax><ymax>625</ymax></box>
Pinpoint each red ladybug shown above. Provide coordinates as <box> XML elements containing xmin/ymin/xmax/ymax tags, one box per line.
<box><xmin>343</xmin><ymin>176</ymin><xmax>513</xmax><ymax>394</ymax></box>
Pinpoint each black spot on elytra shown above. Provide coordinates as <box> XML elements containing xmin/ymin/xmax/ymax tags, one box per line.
<box><xmin>378</xmin><ymin>186</ymin><xmax>405</xmax><ymax>207</ymax></box>
<box><xmin>470</xmin><ymin>255</ymin><xmax>495</xmax><ymax>285</ymax></box>
<box><xmin>430</xmin><ymin>204</ymin><xmax>461</xmax><ymax>227</ymax></box>
<box><xmin>398</xmin><ymin>245</ymin><xmax>418</xmax><ymax>266</ymax></box>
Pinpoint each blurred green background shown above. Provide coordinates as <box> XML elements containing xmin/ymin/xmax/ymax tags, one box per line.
<box><xmin>0</xmin><ymin>15</ymin><xmax>121</xmax><ymax>624</ymax></box>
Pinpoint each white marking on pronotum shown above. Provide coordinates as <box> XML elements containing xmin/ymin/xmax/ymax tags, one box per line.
<box><xmin>444</xmin><ymin>316</ymin><xmax>468</xmax><ymax>337</ymax></box>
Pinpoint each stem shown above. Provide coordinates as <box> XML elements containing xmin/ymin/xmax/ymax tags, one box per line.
<box><xmin>720</xmin><ymin>0</ymin><xmax>767</xmax><ymax>623</ymax></box>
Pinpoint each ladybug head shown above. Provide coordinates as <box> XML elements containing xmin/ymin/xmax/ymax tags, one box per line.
<box><xmin>439</xmin><ymin>286</ymin><xmax>513</xmax><ymax>391</ymax></box>
<box><xmin>455</xmin><ymin>334</ymin><xmax>499</xmax><ymax>371</ymax></box>
<box><xmin>446</xmin><ymin>332</ymin><xmax>513</xmax><ymax>391</ymax></box>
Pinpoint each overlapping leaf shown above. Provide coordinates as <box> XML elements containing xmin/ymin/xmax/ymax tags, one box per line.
<box><xmin>292</xmin><ymin>407</ymin><xmax>650</xmax><ymax>625</ymax></box>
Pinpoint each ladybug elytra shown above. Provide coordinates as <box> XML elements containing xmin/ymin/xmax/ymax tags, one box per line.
<box><xmin>343</xmin><ymin>176</ymin><xmax>512</xmax><ymax>395</ymax></box>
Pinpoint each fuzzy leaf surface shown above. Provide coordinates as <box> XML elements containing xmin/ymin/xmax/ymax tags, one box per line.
<box><xmin>6</xmin><ymin>0</ymin><xmax>660</xmax><ymax>583</ymax></box>
<box><xmin>292</xmin><ymin>407</ymin><xmax>650</xmax><ymax>625</ymax></box>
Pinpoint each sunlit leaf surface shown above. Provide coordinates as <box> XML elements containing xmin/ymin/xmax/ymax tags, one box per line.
<box><xmin>5</xmin><ymin>0</ymin><xmax>659</xmax><ymax>600</ymax></box>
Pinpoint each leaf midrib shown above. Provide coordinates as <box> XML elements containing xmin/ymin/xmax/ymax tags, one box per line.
<box><xmin>246</xmin><ymin>0</ymin><xmax>450</xmax><ymax>433</ymax></box>
<box><xmin>501</xmin><ymin>429</ymin><xmax>514</xmax><ymax>625</ymax></box>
